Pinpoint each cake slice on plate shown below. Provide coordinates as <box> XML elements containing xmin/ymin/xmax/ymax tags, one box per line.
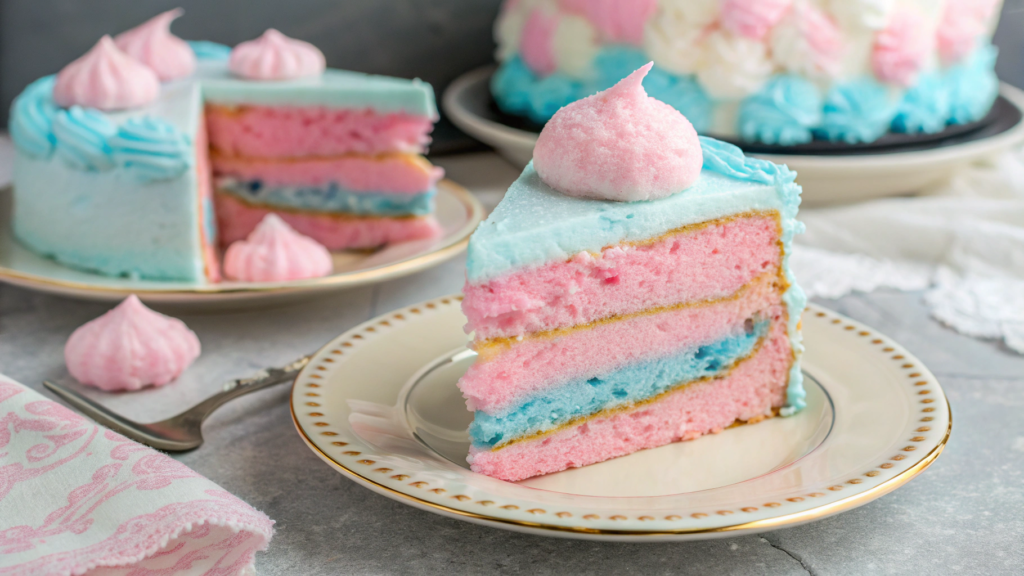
<box><xmin>458</xmin><ymin>64</ymin><xmax>807</xmax><ymax>482</ymax></box>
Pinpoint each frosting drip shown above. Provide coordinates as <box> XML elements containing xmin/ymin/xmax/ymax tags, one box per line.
<box><xmin>223</xmin><ymin>214</ymin><xmax>333</xmax><ymax>282</ymax></box>
<box><xmin>110</xmin><ymin>116</ymin><xmax>193</xmax><ymax>182</ymax></box>
<box><xmin>229</xmin><ymin>29</ymin><xmax>326</xmax><ymax>81</ymax></box>
<box><xmin>52</xmin><ymin>106</ymin><xmax>117</xmax><ymax>171</ymax></box>
<box><xmin>53</xmin><ymin>36</ymin><xmax>160</xmax><ymax>111</ymax></box>
<box><xmin>532</xmin><ymin>63</ymin><xmax>702</xmax><ymax>202</ymax></box>
<box><xmin>114</xmin><ymin>8</ymin><xmax>196</xmax><ymax>81</ymax></box>
<box><xmin>10</xmin><ymin>76</ymin><xmax>59</xmax><ymax>159</ymax></box>
<box><xmin>64</xmin><ymin>295</ymin><xmax>201</xmax><ymax>392</ymax></box>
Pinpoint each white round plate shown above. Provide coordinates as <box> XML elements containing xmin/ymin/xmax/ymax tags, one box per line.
<box><xmin>0</xmin><ymin>181</ymin><xmax>484</xmax><ymax>309</ymax></box>
<box><xmin>444</xmin><ymin>66</ymin><xmax>1024</xmax><ymax>206</ymax></box>
<box><xmin>291</xmin><ymin>296</ymin><xmax>950</xmax><ymax>541</ymax></box>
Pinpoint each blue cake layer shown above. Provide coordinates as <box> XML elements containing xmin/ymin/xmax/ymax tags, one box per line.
<box><xmin>217</xmin><ymin>178</ymin><xmax>435</xmax><ymax>217</ymax></box>
<box><xmin>470</xmin><ymin>319</ymin><xmax>768</xmax><ymax>449</ymax></box>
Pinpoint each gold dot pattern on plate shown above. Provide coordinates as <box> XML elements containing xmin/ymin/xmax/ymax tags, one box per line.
<box><xmin>295</xmin><ymin>301</ymin><xmax>947</xmax><ymax>527</ymax></box>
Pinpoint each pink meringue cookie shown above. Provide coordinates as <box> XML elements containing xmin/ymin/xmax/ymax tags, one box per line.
<box><xmin>114</xmin><ymin>8</ymin><xmax>196</xmax><ymax>81</ymax></box>
<box><xmin>872</xmin><ymin>9</ymin><xmax>931</xmax><ymax>86</ymax></box>
<box><xmin>937</xmin><ymin>0</ymin><xmax>1000</xmax><ymax>65</ymax></box>
<box><xmin>720</xmin><ymin>0</ymin><xmax>792</xmax><ymax>40</ymax></box>
<box><xmin>53</xmin><ymin>36</ymin><xmax>160</xmax><ymax>111</ymax></box>
<box><xmin>223</xmin><ymin>214</ymin><xmax>333</xmax><ymax>282</ymax></box>
<box><xmin>229</xmin><ymin>29</ymin><xmax>326</xmax><ymax>81</ymax></box>
<box><xmin>520</xmin><ymin>7</ymin><xmax>559</xmax><ymax>76</ymax></box>
<box><xmin>532</xmin><ymin>62</ymin><xmax>702</xmax><ymax>202</ymax></box>
<box><xmin>64</xmin><ymin>295</ymin><xmax>201</xmax><ymax>392</ymax></box>
<box><xmin>559</xmin><ymin>0</ymin><xmax>657</xmax><ymax>46</ymax></box>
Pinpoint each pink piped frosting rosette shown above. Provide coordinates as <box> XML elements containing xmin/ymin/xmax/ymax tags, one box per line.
<box><xmin>872</xmin><ymin>9</ymin><xmax>932</xmax><ymax>86</ymax></box>
<box><xmin>720</xmin><ymin>0</ymin><xmax>792</xmax><ymax>41</ymax></box>
<box><xmin>224</xmin><ymin>214</ymin><xmax>334</xmax><ymax>282</ymax></box>
<box><xmin>64</xmin><ymin>295</ymin><xmax>201</xmax><ymax>391</ymax></box>
<box><xmin>53</xmin><ymin>35</ymin><xmax>160</xmax><ymax>110</ymax></box>
<box><xmin>560</xmin><ymin>0</ymin><xmax>657</xmax><ymax>46</ymax></box>
<box><xmin>520</xmin><ymin>7</ymin><xmax>559</xmax><ymax>76</ymax></box>
<box><xmin>114</xmin><ymin>8</ymin><xmax>196</xmax><ymax>81</ymax></box>
<box><xmin>936</xmin><ymin>0</ymin><xmax>1001</xmax><ymax>65</ymax></box>
<box><xmin>532</xmin><ymin>62</ymin><xmax>703</xmax><ymax>202</ymax></box>
<box><xmin>229</xmin><ymin>29</ymin><xmax>326</xmax><ymax>81</ymax></box>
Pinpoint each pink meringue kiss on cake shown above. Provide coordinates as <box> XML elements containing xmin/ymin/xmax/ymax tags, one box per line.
<box><xmin>53</xmin><ymin>35</ymin><xmax>160</xmax><ymax>110</ymax></box>
<box><xmin>114</xmin><ymin>8</ymin><xmax>196</xmax><ymax>81</ymax></box>
<box><xmin>229</xmin><ymin>29</ymin><xmax>326</xmax><ymax>81</ymax></box>
<box><xmin>532</xmin><ymin>62</ymin><xmax>702</xmax><ymax>202</ymax></box>
<box><xmin>64</xmin><ymin>295</ymin><xmax>201</xmax><ymax>392</ymax></box>
<box><xmin>223</xmin><ymin>214</ymin><xmax>333</xmax><ymax>282</ymax></box>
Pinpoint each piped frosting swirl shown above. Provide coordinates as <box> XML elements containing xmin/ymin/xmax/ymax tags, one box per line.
<box><xmin>109</xmin><ymin>116</ymin><xmax>193</xmax><ymax>181</ymax></box>
<box><xmin>52</xmin><ymin>106</ymin><xmax>117</xmax><ymax>171</ymax></box>
<box><xmin>229</xmin><ymin>29</ymin><xmax>326</xmax><ymax>81</ymax></box>
<box><xmin>53</xmin><ymin>35</ymin><xmax>160</xmax><ymax>111</ymax></box>
<box><xmin>532</xmin><ymin>63</ymin><xmax>702</xmax><ymax>202</ymax></box>
<box><xmin>10</xmin><ymin>76</ymin><xmax>59</xmax><ymax>159</ymax></box>
<box><xmin>64</xmin><ymin>295</ymin><xmax>201</xmax><ymax>392</ymax></box>
<box><xmin>114</xmin><ymin>8</ymin><xmax>196</xmax><ymax>81</ymax></box>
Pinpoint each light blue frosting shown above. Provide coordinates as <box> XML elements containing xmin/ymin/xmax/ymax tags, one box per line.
<box><xmin>891</xmin><ymin>73</ymin><xmax>950</xmax><ymax>134</ymax></box>
<box><xmin>738</xmin><ymin>75</ymin><xmax>822</xmax><ymax>145</ymax></box>
<box><xmin>491</xmin><ymin>48</ymin><xmax>710</xmax><ymax>130</ymax></box>
<box><xmin>218</xmin><ymin>179</ymin><xmax>436</xmax><ymax>217</ymax></box>
<box><xmin>466</xmin><ymin>137</ymin><xmax>806</xmax><ymax>413</ymax></box>
<box><xmin>945</xmin><ymin>43</ymin><xmax>999</xmax><ymax>125</ymax></box>
<box><xmin>471</xmin><ymin>320</ymin><xmax>768</xmax><ymax>448</ymax></box>
<box><xmin>815</xmin><ymin>79</ymin><xmax>898</xmax><ymax>144</ymax></box>
<box><xmin>109</xmin><ymin>117</ymin><xmax>193</xmax><ymax>182</ymax></box>
<box><xmin>9</xmin><ymin>76</ymin><xmax>59</xmax><ymax>159</ymax></box>
<box><xmin>52</xmin><ymin>106</ymin><xmax>117</xmax><ymax>171</ymax></box>
<box><xmin>188</xmin><ymin>40</ymin><xmax>232</xmax><ymax>61</ymax></box>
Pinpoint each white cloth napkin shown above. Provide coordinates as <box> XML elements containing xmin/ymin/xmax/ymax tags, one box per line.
<box><xmin>792</xmin><ymin>149</ymin><xmax>1024</xmax><ymax>353</ymax></box>
<box><xmin>0</xmin><ymin>375</ymin><xmax>274</xmax><ymax>576</ymax></box>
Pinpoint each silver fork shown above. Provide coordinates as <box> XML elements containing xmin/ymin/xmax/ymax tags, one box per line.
<box><xmin>43</xmin><ymin>355</ymin><xmax>312</xmax><ymax>452</ymax></box>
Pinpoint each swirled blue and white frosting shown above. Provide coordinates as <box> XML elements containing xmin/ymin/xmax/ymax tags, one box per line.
<box><xmin>109</xmin><ymin>117</ymin><xmax>193</xmax><ymax>182</ymax></box>
<box><xmin>10</xmin><ymin>76</ymin><xmax>59</xmax><ymax>159</ymax></box>
<box><xmin>52</xmin><ymin>106</ymin><xmax>118</xmax><ymax>171</ymax></box>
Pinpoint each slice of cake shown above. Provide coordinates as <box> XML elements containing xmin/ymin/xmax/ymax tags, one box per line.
<box><xmin>9</xmin><ymin>11</ymin><xmax>442</xmax><ymax>282</ymax></box>
<box><xmin>458</xmin><ymin>64</ymin><xmax>806</xmax><ymax>482</ymax></box>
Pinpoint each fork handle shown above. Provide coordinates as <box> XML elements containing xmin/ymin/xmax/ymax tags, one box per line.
<box><xmin>183</xmin><ymin>355</ymin><xmax>313</xmax><ymax>423</ymax></box>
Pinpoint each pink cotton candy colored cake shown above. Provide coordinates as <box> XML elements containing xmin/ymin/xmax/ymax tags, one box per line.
<box><xmin>457</xmin><ymin>64</ymin><xmax>806</xmax><ymax>482</ymax></box>
<box><xmin>65</xmin><ymin>295</ymin><xmax>201</xmax><ymax>392</ymax></box>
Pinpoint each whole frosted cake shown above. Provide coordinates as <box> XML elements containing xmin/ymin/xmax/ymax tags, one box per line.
<box><xmin>492</xmin><ymin>0</ymin><xmax>1003</xmax><ymax>145</ymax></box>
<box><xmin>9</xmin><ymin>10</ymin><xmax>442</xmax><ymax>282</ymax></box>
<box><xmin>459</xmin><ymin>64</ymin><xmax>806</xmax><ymax>481</ymax></box>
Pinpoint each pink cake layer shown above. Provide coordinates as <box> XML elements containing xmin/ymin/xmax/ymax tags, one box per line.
<box><xmin>468</xmin><ymin>320</ymin><xmax>792</xmax><ymax>482</ymax></box>
<box><xmin>461</xmin><ymin>272</ymin><xmax>785</xmax><ymax>415</ymax></box>
<box><xmin>463</xmin><ymin>213</ymin><xmax>781</xmax><ymax>340</ymax></box>
<box><xmin>215</xmin><ymin>192</ymin><xmax>442</xmax><ymax>250</ymax></box>
<box><xmin>206</xmin><ymin>104</ymin><xmax>435</xmax><ymax>158</ymax></box>
<box><xmin>212</xmin><ymin>153</ymin><xmax>444</xmax><ymax>194</ymax></box>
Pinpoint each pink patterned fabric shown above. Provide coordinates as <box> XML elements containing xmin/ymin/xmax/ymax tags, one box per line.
<box><xmin>559</xmin><ymin>0</ymin><xmax>657</xmax><ymax>46</ymax></box>
<box><xmin>0</xmin><ymin>376</ymin><xmax>274</xmax><ymax>576</ymax></box>
<box><xmin>873</xmin><ymin>9</ymin><xmax>931</xmax><ymax>86</ymax></box>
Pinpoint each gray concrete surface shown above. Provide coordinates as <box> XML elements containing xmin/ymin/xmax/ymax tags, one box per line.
<box><xmin>1</xmin><ymin>154</ymin><xmax>1023</xmax><ymax>574</ymax></box>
